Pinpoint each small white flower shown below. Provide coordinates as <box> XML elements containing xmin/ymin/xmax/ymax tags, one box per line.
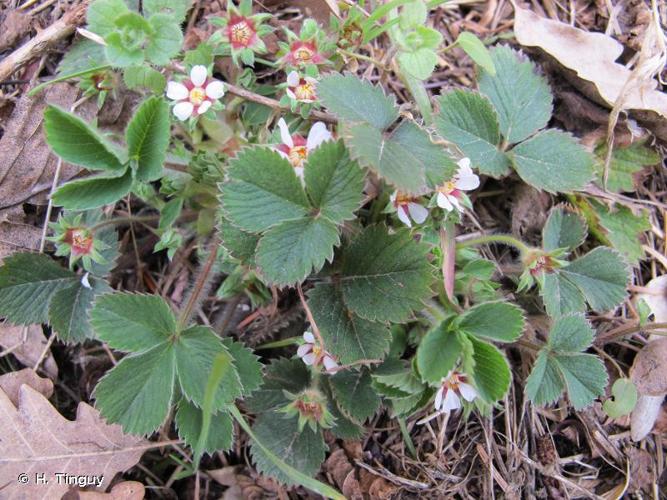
<box><xmin>434</xmin><ymin>371</ymin><xmax>478</xmax><ymax>413</ymax></box>
<box><xmin>275</xmin><ymin>118</ymin><xmax>332</xmax><ymax>179</ymax></box>
<box><xmin>390</xmin><ymin>191</ymin><xmax>428</xmax><ymax>228</ymax></box>
<box><xmin>80</xmin><ymin>272</ymin><xmax>92</xmax><ymax>289</ymax></box>
<box><xmin>436</xmin><ymin>158</ymin><xmax>480</xmax><ymax>213</ymax></box>
<box><xmin>286</xmin><ymin>71</ymin><xmax>318</xmax><ymax>103</ymax></box>
<box><xmin>166</xmin><ymin>65</ymin><xmax>225</xmax><ymax>121</ymax></box>
<box><xmin>297</xmin><ymin>331</ymin><xmax>339</xmax><ymax>374</ymax></box>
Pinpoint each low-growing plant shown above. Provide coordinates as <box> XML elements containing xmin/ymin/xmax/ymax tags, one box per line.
<box><xmin>4</xmin><ymin>0</ymin><xmax>654</xmax><ymax>495</ymax></box>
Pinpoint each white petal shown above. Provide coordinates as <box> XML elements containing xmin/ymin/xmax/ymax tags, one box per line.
<box><xmin>276</xmin><ymin>149</ymin><xmax>290</xmax><ymax>161</ymax></box>
<box><xmin>294</xmin><ymin>166</ymin><xmax>305</xmax><ymax>180</ymax></box>
<box><xmin>407</xmin><ymin>203</ymin><xmax>428</xmax><ymax>224</ymax></box>
<box><xmin>434</xmin><ymin>386</ymin><xmax>445</xmax><ymax>411</ymax></box>
<box><xmin>396</xmin><ymin>206</ymin><xmax>412</xmax><ymax>227</ymax></box>
<box><xmin>437</xmin><ymin>192</ymin><xmax>454</xmax><ymax>211</ymax></box>
<box><xmin>455</xmin><ymin>173</ymin><xmax>480</xmax><ymax>191</ymax></box>
<box><xmin>297</xmin><ymin>344</ymin><xmax>312</xmax><ymax>358</ymax></box>
<box><xmin>457</xmin><ymin>157</ymin><xmax>471</xmax><ymax>170</ymax></box>
<box><xmin>166</xmin><ymin>81</ymin><xmax>189</xmax><ymax>101</ymax></box>
<box><xmin>303</xmin><ymin>331</ymin><xmax>315</xmax><ymax>343</ymax></box>
<box><xmin>304</xmin><ymin>76</ymin><xmax>318</xmax><ymax>85</ymax></box>
<box><xmin>278</xmin><ymin>118</ymin><xmax>293</xmax><ymax>147</ymax></box>
<box><xmin>390</xmin><ymin>192</ymin><xmax>397</xmax><ymax>203</ymax></box>
<box><xmin>459</xmin><ymin>383</ymin><xmax>478</xmax><ymax>402</ymax></box>
<box><xmin>205</xmin><ymin>80</ymin><xmax>225</xmax><ymax>99</ymax></box>
<box><xmin>323</xmin><ymin>355</ymin><xmax>339</xmax><ymax>373</ymax></box>
<box><xmin>173</xmin><ymin>101</ymin><xmax>194</xmax><ymax>121</ymax></box>
<box><xmin>190</xmin><ymin>65</ymin><xmax>208</xmax><ymax>86</ymax></box>
<box><xmin>442</xmin><ymin>389</ymin><xmax>462</xmax><ymax>412</ymax></box>
<box><xmin>449</xmin><ymin>195</ymin><xmax>462</xmax><ymax>212</ymax></box>
<box><xmin>306</xmin><ymin>122</ymin><xmax>332</xmax><ymax>151</ymax></box>
<box><xmin>81</xmin><ymin>272</ymin><xmax>92</xmax><ymax>289</ymax></box>
<box><xmin>197</xmin><ymin>100</ymin><xmax>212</xmax><ymax>115</ymax></box>
<box><xmin>286</xmin><ymin>88</ymin><xmax>296</xmax><ymax>100</ymax></box>
<box><xmin>302</xmin><ymin>352</ymin><xmax>316</xmax><ymax>365</ymax></box>
<box><xmin>287</xmin><ymin>71</ymin><xmax>300</xmax><ymax>86</ymax></box>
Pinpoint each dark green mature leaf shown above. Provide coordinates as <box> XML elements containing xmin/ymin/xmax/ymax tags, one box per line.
<box><xmin>417</xmin><ymin>322</ymin><xmax>462</xmax><ymax>384</ymax></box>
<box><xmin>246</xmin><ymin>358</ymin><xmax>310</xmax><ymax>413</ymax></box>
<box><xmin>221</xmin><ymin>147</ymin><xmax>310</xmax><ymax>233</ymax></box>
<box><xmin>222</xmin><ymin>338</ymin><xmax>263</xmax><ymax>396</ymax></box>
<box><xmin>591</xmin><ymin>201</ymin><xmax>649</xmax><ymax>265</ymax></box>
<box><xmin>468</xmin><ymin>336</ymin><xmax>511</xmax><ymax>403</ymax></box>
<box><xmin>478</xmin><ymin>46</ymin><xmax>552</xmax><ymax>144</ymax></box>
<box><xmin>304</xmin><ymin>140</ymin><xmax>365</xmax><ymax>223</ymax></box>
<box><xmin>308</xmin><ymin>285</ymin><xmax>391</xmax><ymax>364</ymax></box>
<box><xmin>255</xmin><ymin>217</ymin><xmax>339</xmax><ymax>286</ymax></box>
<box><xmin>329</xmin><ymin>369</ymin><xmax>380</xmax><ymax>422</ymax></box>
<box><xmin>547</xmin><ymin>313</ymin><xmax>594</xmax><ymax>353</ymax></box>
<box><xmin>126</xmin><ymin>96</ymin><xmax>170</xmax><ymax>181</ymax></box>
<box><xmin>250</xmin><ymin>413</ymin><xmax>327</xmax><ymax>486</ymax></box>
<box><xmin>338</xmin><ymin>225</ymin><xmax>434</xmax><ymax>323</ymax></box>
<box><xmin>593</xmin><ymin>140</ymin><xmax>660</xmax><ymax>193</ymax></box>
<box><xmin>525</xmin><ymin>351</ymin><xmax>563</xmax><ymax>406</ymax></box>
<box><xmin>543</xmin><ymin>206</ymin><xmax>587</xmax><ymax>252</ymax></box>
<box><xmin>555</xmin><ymin>354</ymin><xmax>607</xmax><ymax>410</ymax></box>
<box><xmin>52</xmin><ymin>170</ymin><xmax>134</xmax><ymax>210</ymax></box>
<box><xmin>0</xmin><ymin>253</ymin><xmax>77</xmax><ymax>324</ymax></box>
<box><xmin>219</xmin><ymin>217</ymin><xmax>259</xmax><ymax>264</ymax></box>
<box><xmin>435</xmin><ymin>90</ymin><xmax>509</xmax><ymax>176</ymax></box>
<box><xmin>123</xmin><ymin>65</ymin><xmax>167</xmax><ymax>93</ymax></box>
<box><xmin>90</xmin><ymin>292</ymin><xmax>176</xmax><ymax>352</ymax></box>
<box><xmin>44</xmin><ymin>106</ymin><xmax>125</xmax><ymax>173</ymax></box>
<box><xmin>94</xmin><ymin>342</ymin><xmax>176</xmax><ymax>435</ymax></box>
<box><xmin>318</xmin><ymin>74</ymin><xmax>398</xmax><ymax>130</ymax></box>
<box><xmin>174</xmin><ymin>326</ymin><xmax>242</xmax><ymax>410</ymax></box>
<box><xmin>456</xmin><ymin>301</ymin><xmax>525</xmax><ymax>342</ymax></box>
<box><xmin>175</xmin><ymin>400</ymin><xmax>233</xmax><ymax>454</ymax></box>
<box><xmin>509</xmin><ymin>130</ymin><xmax>594</xmax><ymax>193</ymax></box>
<box><xmin>541</xmin><ymin>271</ymin><xmax>586</xmax><ymax>317</ymax></box>
<box><xmin>49</xmin><ymin>277</ymin><xmax>111</xmax><ymax>343</ymax></box>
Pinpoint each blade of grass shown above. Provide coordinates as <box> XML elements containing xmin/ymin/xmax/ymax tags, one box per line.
<box><xmin>28</xmin><ymin>65</ymin><xmax>112</xmax><ymax>97</ymax></box>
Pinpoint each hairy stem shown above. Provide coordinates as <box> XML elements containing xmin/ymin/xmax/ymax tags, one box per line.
<box><xmin>177</xmin><ymin>239</ymin><xmax>219</xmax><ymax>333</ymax></box>
<box><xmin>456</xmin><ymin>233</ymin><xmax>532</xmax><ymax>256</ymax></box>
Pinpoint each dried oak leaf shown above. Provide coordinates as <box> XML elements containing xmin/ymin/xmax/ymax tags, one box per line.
<box><xmin>0</xmin><ymin>385</ymin><xmax>147</xmax><ymax>499</ymax></box>
<box><xmin>0</xmin><ymin>368</ymin><xmax>53</xmax><ymax>406</ymax></box>
<box><xmin>0</xmin><ymin>324</ymin><xmax>58</xmax><ymax>379</ymax></box>
<box><xmin>70</xmin><ymin>481</ymin><xmax>146</xmax><ymax>499</ymax></box>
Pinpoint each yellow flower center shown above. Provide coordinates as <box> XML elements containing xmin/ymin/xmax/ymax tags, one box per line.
<box><xmin>312</xmin><ymin>344</ymin><xmax>323</xmax><ymax>357</ymax></box>
<box><xmin>439</xmin><ymin>181</ymin><xmax>457</xmax><ymax>194</ymax></box>
<box><xmin>394</xmin><ymin>192</ymin><xmax>413</xmax><ymax>206</ymax></box>
<box><xmin>295</xmin><ymin>47</ymin><xmax>314</xmax><ymax>63</ymax></box>
<box><xmin>288</xmin><ymin>146</ymin><xmax>308</xmax><ymax>167</ymax></box>
<box><xmin>231</xmin><ymin>21</ymin><xmax>253</xmax><ymax>45</ymax></box>
<box><xmin>189</xmin><ymin>87</ymin><xmax>206</xmax><ymax>105</ymax></box>
<box><xmin>294</xmin><ymin>82</ymin><xmax>316</xmax><ymax>101</ymax></box>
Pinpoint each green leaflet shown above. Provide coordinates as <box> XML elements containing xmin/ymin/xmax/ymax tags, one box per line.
<box><xmin>52</xmin><ymin>170</ymin><xmax>134</xmax><ymax>210</ymax></box>
<box><xmin>416</xmin><ymin>322</ymin><xmax>462</xmax><ymax>384</ymax></box>
<box><xmin>542</xmin><ymin>205</ymin><xmax>587</xmax><ymax>252</ymax></box>
<box><xmin>329</xmin><ymin>369</ymin><xmax>381</xmax><ymax>422</ymax></box>
<box><xmin>126</xmin><ymin>96</ymin><xmax>171</xmax><ymax>181</ymax></box>
<box><xmin>49</xmin><ymin>277</ymin><xmax>111</xmax><ymax>343</ymax></box>
<box><xmin>455</xmin><ymin>301</ymin><xmax>525</xmax><ymax>342</ymax></box>
<box><xmin>175</xmin><ymin>400</ymin><xmax>233</xmax><ymax>454</ymax></box>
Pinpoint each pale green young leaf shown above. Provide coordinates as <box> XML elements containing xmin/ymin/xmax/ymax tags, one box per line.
<box><xmin>221</xmin><ymin>338</ymin><xmax>263</xmax><ymax>396</ymax></box>
<box><xmin>478</xmin><ymin>46</ymin><xmax>552</xmax><ymax>144</ymax></box>
<box><xmin>456</xmin><ymin>32</ymin><xmax>495</xmax><ymax>75</ymax></box>
<box><xmin>399</xmin><ymin>0</ymin><xmax>427</xmax><ymax>28</ymax></box>
<box><xmin>94</xmin><ymin>342</ymin><xmax>176</xmax><ymax>435</ymax></box>
<box><xmin>246</xmin><ymin>358</ymin><xmax>310</xmax><ymax>413</ymax></box>
<box><xmin>456</xmin><ymin>301</ymin><xmax>525</xmax><ymax>342</ymax></box>
<box><xmin>175</xmin><ymin>400</ymin><xmax>233</xmax><ymax>454</ymax></box>
<box><xmin>434</xmin><ymin>90</ymin><xmax>509</xmax><ymax>177</ymax></box>
<box><xmin>593</xmin><ymin>140</ymin><xmax>660</xmax><ymax>193</ymax></box>
<box><xmin>104</xmin><ymin>13</ymin><xmax>152</xmax><ymax>68</ymax></box>
<box><xmin>143</xmin><ymin>0</ymin><xmax>190</xmax><ymax>21</ymax></box>
<box><xmin>468</xmin><ymin>336</ymin><xmax>511</xmax><ymax>403</ymax></box>
<box><xmin>525</xmin><ymin>351</ymin><xmax>564</xmax><ymax>406</ymax></box>
<box><xmin>555</xmin><ymin>353</ymin><xmax>607</xmax><ymax>410</ymax></box>
<box><xmin>317</xmin><ymin>74</ymin><xmax>398</xmax><ymax>130</ymax></box>
<box><xmin>509</xmin><ymin>130</ymin><xmax>594</xmax><ymax>193</ymax></box>
<box><xmin>590</xmin><ymin>201</ymin><xmax>649</xmax><ymax>265</ymax></box>
<box><xmin>90</xmin><ymin>292</ymin><xmax>176</xmax><ymax>352</ymax></box>
<box><xmin>123</xmin><ymin>66</ymin><xmax>167</xmax><ymax>93</ymax></box>
<box><xmin>44</xmin><ymin>106</ymin><xmax>125</xmax><ymax>173</ymax></box>
<box><xmin>308</xmin><ymin>285</ymin><xmax>392</xmax><ymax>364</ymax></box>
<box><xmin>52</xmin><ymin>170</ymin><xmax>134</xmax><ymax>210</ymax></box>
<box><xmin>145</xmin><ymin>14</ymin><xmax>184</xmax><ymax>66</ymax></box>
<box><xmin>542</xmin><ymin>206</ymin><xmax>588</xmax><ymax>252</ymax></box>
<box><xmin>547</xmin><ymin>314</ymin><xmax>594</xmax><ymax>353</ymax></box>
<box><xmin>87</xmin><ymin>0</ymin><xmax>129</xmax><ymax>36</ymax></box>
<box><xmin>417</xmin><ymin>322</ymin><xmax>462</xmax><ymax>384</ymax></box>
<box><xmin>602</xmin><ymin>378</ymin><xmax>638</xmax><ymax>418</ymax></box>
<box><xmin>338</xmin><ymin>225</ymin><xmax>434</xmax><ymax>323</ymax></box>
<box><xmin>250</xmin><ymin>413</ymin><xmax>327</xmax><ymax>486</ymax></box>
<box><xmin>49</xmin><ymin>277</ymin><xmax>111</xmax><ymax>343</ymax></box>
<box><xmin>126</xmin><ymin>96</ymin><xmax>170</xmax><ymax>181</ymax></box>
<box><xmin>221</xmin><ymin>147</ymin><xmax>310</xmax><ymax>233</ymax></box>
<box><xmin>174</xmin><ymin>326</ymin><xmax>242</xmax><ymax>410</ymax></box>
<box><xmin>540</xmin><ymin>271</ymin><xmax>586</xmax><ymax>318</ymax></box>
<box><xmin>397</xmin><ymin>48</ymin><xmax>438</xmax><ymax>80</ymax></box>
<box><xmin>304</xmin><ymin>140</ymin><xmax>365</xmax><ymax>224</ymax></box>
<box><xmin>329</xmin><ymin>369</ymin><xmax>380</xmax><ymax>422</ymax></box>
<box><xmin>0</xmin><ymin>253</ymin><xmax>78</xmax><ymax>325</ymax></box>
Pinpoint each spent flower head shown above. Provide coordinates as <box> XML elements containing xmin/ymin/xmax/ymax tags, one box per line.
<box><xmin>278</xmin><ymin>19</ymin><xmax>332</xmax><ymax>69</ymax></box>
<box><xmin>49</xmin><ymin>212</ymin><xmax>108</xmax><ymax>270</ymax></box>
<box><xmin>279</xmin><ymin>388</ymin><xmax>335</xmax><ymax>432</ymax></box>
<box><xmin>210</xmin><ymin>0</ymin><xmax>272</xmax><ymax>66</ymax></box>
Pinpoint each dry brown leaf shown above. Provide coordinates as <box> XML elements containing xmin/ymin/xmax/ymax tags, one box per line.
<box><xmin>0</xmin><ymin>368</ymin><xmax>53</xmax><ymax>406</ymax></box>
<box><xmin>513</xmin><ymin>7</ymin><xmax>667</xmax><ymax>141</ymax></box>
<box><xmin>630</xmin><ymin>337</ymin><xmax>667</xmax><ymax>396</ymax></box>
<box><xmin>0</xmin><ymin>324</ymin><xmax>58</xmax><ymax>379</ymax></box>
<box><xmin>0</xmin><ymin>215</ymin><xmax>42</xmax><ymax>263</ymax></box>
<box><xmin>0</xmin><ymin>385</ymin><xmax>147</xmax><ymax>499</ymax></box>
<box><xmin>0</xmin><ymin>10</ymin><xmax>33</xmax><ymax>52</ymax></box>
<box><xmin>72</xmin><ymin>481</ymin><xmax>146</xmax><ymax>499</ymax></box>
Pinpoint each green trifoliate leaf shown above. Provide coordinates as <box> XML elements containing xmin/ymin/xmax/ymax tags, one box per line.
<box><xmin>602</xmin><ymin>378</ymin><xmax>638</xmax><ymax>418</ymax></box>
<box><xmin>143</xmin><ymin>0</ymin><xmax>190</xmax><ymax>22</ymax></box>
<box><xmin>221</xmin><ymin>147</ymin><xmax>310</xmax><ymax>233</ymax></box>
<box><xmin>555</xmin><ymin>353</ymin><xmax>607</xmax><ymax>410</ymax></box>
<box><xmin>175</xmin><ymin>400</ymin><xmax>233</xmax><ymax>454</ymax></box>
<box><xmin>94</xmin><ymin>342</ymin><xmax>176</xmax><ymax>435</ymax></box>
<box><xmin>307</xmin><ymin>285</ymin><xmax>391</xmax><ymax>365</ymax></box>
<box><xmin>509</xmin><ymin>130</ymin><xmax>594</xmax><ymax>193</ymax></box>
<box><xmin>543</xmin><ymin>205</ymin><xmax>587</xmax><ymax>252</ymax></box>
<box><xmin>455</xmin><ymin>32</ymin><xmax>495</xmax><ymax>75</ymax></box>
<box><xmin>52</xmin><ymin>169</ymin><xmax>134</xmax><ymax>210</ymax></box>
<box><xmin>593</xmin><ymin>140</ymin><xmax>660</xmax><ymax>193</ymax></box>
<box><xmin>219</xmin><ymin>217</ymin><xmax>259</xmax><ymax>265</ymax></box>
<box><xmin>590</xmin><ymin>201</ymin><xmax>649</xmax><ymax>265</ymax></box>
<box><xmin>525</xmin><ymin>351</ymin><xmax>564</xmax><ymax>406</ymax></box>
<box><xmin>123</xmin><ymin>66</ymin><xmax>167</xmax><ymax>93</ymax></box>
<box><xmin>246</xmin><ymin>358</ymin><xmax>310</xmax><ymax>413</ymax></box>
<box><xmin>90</xmin><ymin>292</ymin><xmax>177</xmax><ymax>352</ymax></box>
<box><xmin>105</xmin><ymin>13</ymin><xmax>152</xmax><ymax>67</ymax></box>
<box><xmin>250</xmin><ymin>413</ymin><xmax>326</xmax><ymax>486</ymax></box>
<box><xmin>126</xmin><ymin>96</ymin><xmax>170</xmax><ymax>181</ymax></box>
<box><xmin>540</xmin><ymin>271</ymin><xmax>586</xmax><ymax>317</ymax></box>
<box><xmin>397</xmin><ymin>48</ymin><xmax>438</xmax><ymax>80</ymax></box>
<box><xmin>49</xmin><ymin>277</ymin><xmax>111</xmax><ymax>343</ymax></box>
<box><xmin>221</xmin><ymin>338</ymin><xmax>263</xmax><ymax>396</ymax></box>
<box><xmin>44</xmin><ymin>106</ymin><xmax>125</xmax><ymax>173</ymax></box>
<box><xmin>0</xmin><ymin>253</ymin><xmax>78</xmax><ymax>325</ymax></box>
<box><xmin>304</xmin><ymin>140</ymin><xmax>365</xmax><ymax>224</ymax></box>
<box><xmin>255</xmin><ymin>217</ymin><xmax>339</xmax><ymax>286</ymax></box>
<box><xmin>434</xmin><ymin>90</ymin><xmax>509</xmax><ymax>177</ymax></box>
<box><xmin>174</xmin><ymin>326</ymin><xmax>242</xmax><ymax>410</ymax></box>
<box><xmin>145</xmin><ymin>14</ymin><xmax>184</xmax><ymax>66</ymax></box>
<box><xmin>546</xmin><ymin>314</ymin><xmax>594</xmax><ymax>352</ymax></box>
<box><xmin>338</xmin><ymin>225</ymin><xmax>434</xmax><ymax>323</ymax></box>
<box><xmin>329</xmin><ymin>369</ymin><xmax>380</xmax><ymax>423</ymax></box>
<box><xmin>455</xmin><ymin>301</ymin><xmax>525</xmax><ymax>342</ymax></box>
<box><xmin>317</xmin><ymin>74</ymin><xmax>398</xmax><ymax>130</ymax></box>
<box><xmin>347</xmin><ymin>121</ymin><xmax>455</xmax><ymax>193</ymax></box>
<box><xmin>87</xmin><ymin>0</ymin><xmax>130</xmax><ymax>36</ymax></box>
<box><xmin>417</xmin><ymin>322</ymin><xmax>462</xmax><ymax>384</ymax></box>
<box><xmin>468</xmin><ymin>336</ymin><xmax>511</xmax><ymax>403</ymax></box>
<box><xmin>478</xmin><ymin>45</ymin><xmax>552</xmax><ymax>144</ymax></box>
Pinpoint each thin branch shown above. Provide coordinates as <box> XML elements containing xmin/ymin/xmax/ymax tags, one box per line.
<box><xmin>177</xmin><ymin>238</ymin><xmax>219</xmax><ymax>332</ymax></box>
<box><xmin>296</xmin><ymin>283</ymin><xmax>325</xmax><ymax>346</ymax></box>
